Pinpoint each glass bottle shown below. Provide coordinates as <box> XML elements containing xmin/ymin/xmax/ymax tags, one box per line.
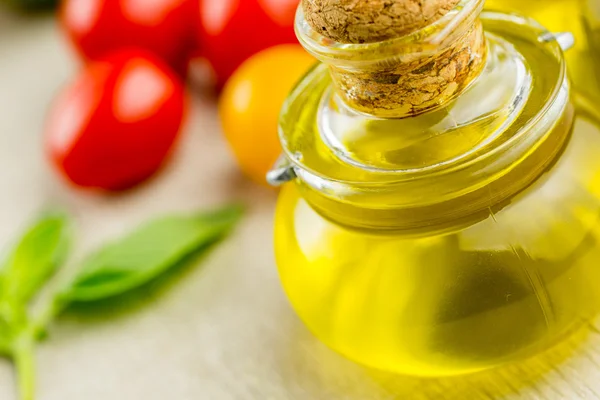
<box><xmin>269</xmin><ymin>0</ymin><xmax>600</xmax><ymax>376</ymax></box>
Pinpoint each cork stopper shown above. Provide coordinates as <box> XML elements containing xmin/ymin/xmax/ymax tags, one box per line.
<box><xmin>302</xmin><ymin>0</ymin><xmax>462</xmax><ymax>44</ymax></box>
<box><xmin>299</xmin><ymin>0</ymin><xmax>486</xmax><ymax>118</ymax></box>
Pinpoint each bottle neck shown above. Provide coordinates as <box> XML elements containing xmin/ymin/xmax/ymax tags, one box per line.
<box><xmin>297</xmin><ymin>0</ymin><xmax>487</xmax><ymax>118</ymax></box>
<box><xmin>276</xmin><ymin>11</ymin><xmax>574</xmax><ymax>233</ymax></box>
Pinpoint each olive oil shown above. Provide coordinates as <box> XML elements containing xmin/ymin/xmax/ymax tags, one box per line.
<box><xmin>275</xmin><ymin>99</ymin><xmax>600</xmax><ymax>375</ymax></box>
<box><xmin>272</xmin><ymin>5</ymin><xmax>600</xmax><ymax>376</ymax></box>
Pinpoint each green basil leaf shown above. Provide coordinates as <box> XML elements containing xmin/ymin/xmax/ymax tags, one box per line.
<box><xmin>0</xmin><ymin>214</ymin><xmax>70</xmax><ymax>305</ymax></box>
<box><xmin>60</xmin><ymin>205</ymin><xmax>243</xmax><ymax>303</ymax></box>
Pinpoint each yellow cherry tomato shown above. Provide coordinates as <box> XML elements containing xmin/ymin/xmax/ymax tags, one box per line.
<box><xmin>219</xmin><ymin>44</ymin><xmax>315</xmax><ymax>186</ymax></box>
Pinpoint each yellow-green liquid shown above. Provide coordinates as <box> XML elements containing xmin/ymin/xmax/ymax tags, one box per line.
<box><xmin>275</xmin><ymin>13</ymin><xmax>600</xmax><ymax>376</ymax></box>
<box><xmin>275</xmin><ymin>104</ymin><xmax>600</xmax><ymax>375</ymax></box>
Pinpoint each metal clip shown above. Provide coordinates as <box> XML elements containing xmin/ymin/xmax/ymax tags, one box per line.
<box><xmin>538</xmin><ymin>31</ymin><xmax>575</xmax><ymax>52</ymax></box>
<box><xmin>266</xmin><ymin>155</ymin><xmax>296</xmax><ymax>186</ymax></box>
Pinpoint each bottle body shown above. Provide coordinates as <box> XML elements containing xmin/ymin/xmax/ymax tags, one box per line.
<box><xmin>275</xmin><ymin>99</ymin><xmax>600</xmax><ymax>375</ymax></box>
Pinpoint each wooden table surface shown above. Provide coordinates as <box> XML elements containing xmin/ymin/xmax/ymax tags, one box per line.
<box><xmin>1</xmin><ymin>10</ymin><xmax>600</xmax><ymax>400</ymax></box>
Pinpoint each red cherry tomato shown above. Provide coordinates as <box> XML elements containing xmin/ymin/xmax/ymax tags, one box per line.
<box><xmin>45</xmin><ymin>49</ymin><xmax>187</xmax><ymax>191</ymax></box>
<box><xmin>197</xmin><ymin>0</ymin><xmax>300</xmax><ymax>87</ymax></box>
<box><xmin>60</xmin><ymin>0</ymin><xmax>197</xmax><ymax>75</ymax></box>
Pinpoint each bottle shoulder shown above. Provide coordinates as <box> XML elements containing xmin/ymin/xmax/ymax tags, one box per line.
<box><xmin>276</xmin><ymin>107</ymin><xmax>600</xmax><ymax>254</ymax></box>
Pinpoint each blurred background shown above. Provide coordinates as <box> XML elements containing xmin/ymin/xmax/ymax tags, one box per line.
<box><xmin>1</xmin><ymin>0</ymin><xmax>600</xmax><ymax>399</ymax></box>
